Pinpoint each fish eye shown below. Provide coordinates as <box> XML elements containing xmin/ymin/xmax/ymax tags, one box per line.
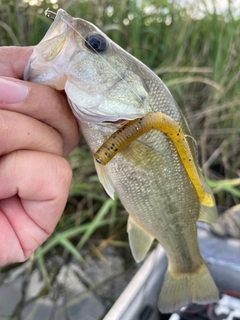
<box><xmin>85</xmin><ymin>33</ymin><xmax>107</xmax><ymax>53</ymax></box>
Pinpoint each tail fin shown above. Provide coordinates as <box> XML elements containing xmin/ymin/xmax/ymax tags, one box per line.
<box><xmin>158</xmin><ymin>261</ymin><xmax>219</xmax><ymax>313</ymax></box>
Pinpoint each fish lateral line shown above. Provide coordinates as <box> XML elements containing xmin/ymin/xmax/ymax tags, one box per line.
<box><xmin>94</xmin><ymin>112</ymin><xmax>214</xmax><ymax>207</ymax></box>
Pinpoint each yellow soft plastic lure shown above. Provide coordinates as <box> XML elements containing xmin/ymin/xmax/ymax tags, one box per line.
<box><xmin>94</xmin><ymin>112</ymin><xmax>214</xmax><ymax>207</ymax></box>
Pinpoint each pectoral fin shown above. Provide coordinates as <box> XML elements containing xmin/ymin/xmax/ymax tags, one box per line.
<box><xmin>94</xmin><ymin>161</ymin><xmax>115</xmax><ymax>199</ymax></box>
<box><xmin>127</xmin><ymin>217</ymin><xmax>154</xmax><ymax>262</ymax></box>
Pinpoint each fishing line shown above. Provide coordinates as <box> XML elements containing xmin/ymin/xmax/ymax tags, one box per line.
<box><xmin>45</xmin><ymin>9</ymin><xmax>145</xmax><ymax>105</ymax></box>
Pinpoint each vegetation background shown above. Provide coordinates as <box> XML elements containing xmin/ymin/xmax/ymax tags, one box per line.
<box><xmin>0</xmin><ymin>0</ymin><xmax>240</xmax><ymax>318</ymax></box>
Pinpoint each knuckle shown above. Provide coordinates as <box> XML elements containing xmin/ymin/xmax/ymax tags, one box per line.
<box><xmin>54</xmin><ymin>156</ymin><xmax>72</xmax><ymax>186</ymax></box>
<box><xmin>0</xmin><ymin>111</ymin><xmax>15</xmax><ymax>153</ymax></box>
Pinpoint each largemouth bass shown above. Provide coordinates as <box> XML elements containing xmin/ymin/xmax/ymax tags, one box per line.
<box><xmin>23</xmin><ymin>9</ymin><xmax>219</xmax><ymax>312</ymax></box>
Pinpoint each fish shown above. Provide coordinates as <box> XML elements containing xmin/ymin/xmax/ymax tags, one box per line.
<box><xmin>23</xmin><ymin>9</ymin><xmax>219</xmax><ymax>312</ymax></box>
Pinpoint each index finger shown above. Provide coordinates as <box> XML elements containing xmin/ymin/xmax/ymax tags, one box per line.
<box><xmin>0</xmin><ymin>46</ymin><xmax>33</xmax><ymax>79</ymax></box>
<box><xmin>0</xmin><ymin>46</ymin><xmax>80</xmax><ymax>156</ymax></box>
<box><xmin>0</xmin><ymin>78</ymin><xmax>80</xmax><ymax>156</ymax></box>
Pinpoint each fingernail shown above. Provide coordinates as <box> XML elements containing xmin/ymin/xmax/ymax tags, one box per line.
<box><xmin>0</xmin><ymin>78</ymin><xmax>29</xmax><ymax>104</ymax></box>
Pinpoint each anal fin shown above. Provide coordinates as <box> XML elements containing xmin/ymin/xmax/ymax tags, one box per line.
<box><xmin>127</xmin><ymin>217</ymin><xmax>154</xmax><ymax>263</ymax></box>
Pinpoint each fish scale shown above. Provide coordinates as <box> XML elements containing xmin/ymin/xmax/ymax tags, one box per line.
<box><xmin>24</xmin><ymin>8</ymin><xmax>219</xmax><ymax>313</ymax></box>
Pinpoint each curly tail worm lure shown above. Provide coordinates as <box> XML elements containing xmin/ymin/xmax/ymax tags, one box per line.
<box><xmin>94</xmin><ymin>112</ymin><xmax>214</xmax><ymax>207</ymax></box>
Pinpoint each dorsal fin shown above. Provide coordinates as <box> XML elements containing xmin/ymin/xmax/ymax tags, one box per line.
<box><xmin>198</xmin><ymin>171</ymin><xmax>217</xmax><ymax>223</ymax></box>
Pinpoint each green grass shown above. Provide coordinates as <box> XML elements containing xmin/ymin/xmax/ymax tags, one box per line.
<box><xmin>1</xmin><ymin>0</ymin><xmax>240</xmax><ymax>269</ymax></box>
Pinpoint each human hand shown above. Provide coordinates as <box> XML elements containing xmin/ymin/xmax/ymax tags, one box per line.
<box><xmin>0</xmin><ymin>46</ymin><xmax>80</xmax><ymax>266</ymax></box>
